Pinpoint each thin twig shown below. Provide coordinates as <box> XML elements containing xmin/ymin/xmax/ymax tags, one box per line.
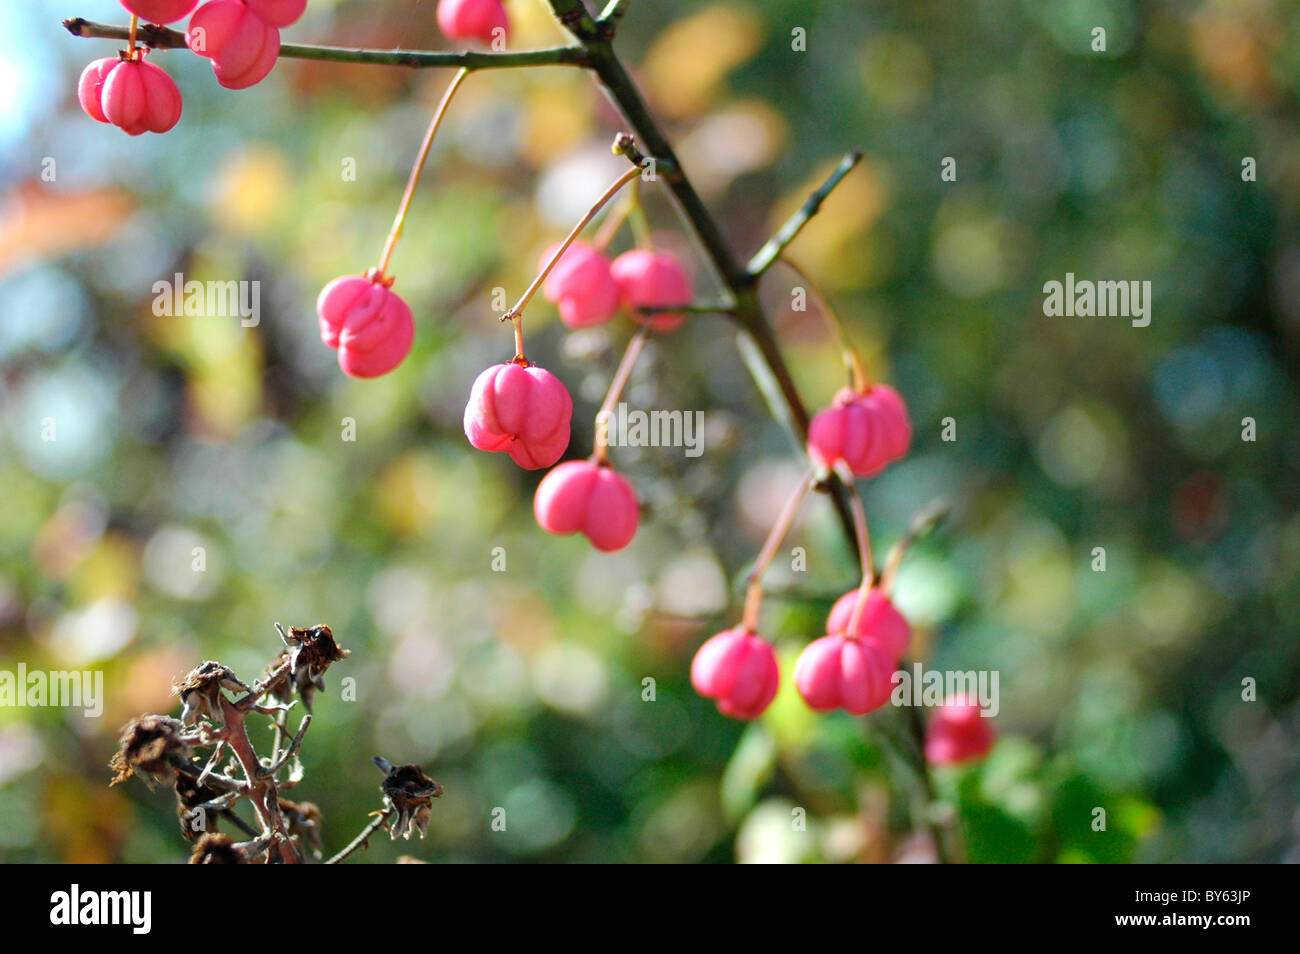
<box><xmin>259</xmin><ymin>714</ymin><xmax>311</xmax><ymax>778</ymax></box>
<box><xmin>741</xmin><ymin>472</ymin><xmax>815</xmax><ymax>631</ymax></box>
<box><xmin>745</xmin><ymin>151</ymin><xmax>864</xmax><ymax>277</ymax></box>
<box><xmin>325</xmin><ymin>807</ymin><xmax>394</xmax><ymax>865</ymax></box>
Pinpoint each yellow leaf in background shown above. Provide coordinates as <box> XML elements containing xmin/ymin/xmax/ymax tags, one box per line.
<box><xmin>509</xmin><ymin>0</ymin><xmax>569</xmax><ymax>45</ymax></box>
<box><xmin>766</xmin><ymin>156</ymin><xmax>888</xmax><ymax>285</ymax></box>
<box><xmin>210</xmin><ymin>147</ymin><xmax>293</xmax><ymax>236</ymax></box>
<box><xmin>641</xmin><ymin>4</ymin><xmax>763</xmax><ymax>119</ymax></box>
<box><xmin>189</xmin><ymin>338</ymin><xmax>264</xmax><ymax>439</ymax></box>
<box><xmin>521</xmin><ymin>82</ymin><xmax>596</xmax><ymax>167</ymax></box>
<box><xmin>69</xmin><ymin>535</ymin><xmax>140</xmax><ymax>604</ymax></box>
<box><xmin>374</xmin><ymin>451</ymin><xmax>441</xmax><ymax>537</ymax></box>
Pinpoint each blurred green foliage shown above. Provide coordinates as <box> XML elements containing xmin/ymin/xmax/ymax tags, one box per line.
<box><xmin>0</xmin><ymin>0</ymin><xmax>1297</xmax><ymax>863</ymax></box>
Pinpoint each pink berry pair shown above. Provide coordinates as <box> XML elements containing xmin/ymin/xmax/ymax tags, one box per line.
<box><xmin>793</xmin><ymin>588</ymin><xmax>909</xmax><ymax>716</ymax></box>
<box><xmin>925</xmin><ymin>697</ymin><xmax>995</xmax><ymax>765</ymax></box>
<box><xmin>186</xmin><ymin>0</ymin><xmax>307</xmax><ymax>89</ymax></box>
<box><xmin>541</xmin><ymin>243</ymin><xmax>694</xmax><ymax>332</ymax></box>
<box><xmin>533</xmin><ymin>459</ymin><xmax>639</xmax><ymax>552</ymax></box>
<box><xmin>437</xmin><ymin>0</ymin><xmax>509</xmax><ymax>45</ymax></box>
<box><xmin>807</xmin><ymin>383</ymin><xmax>911</xmax><ymax>478</ymax></box>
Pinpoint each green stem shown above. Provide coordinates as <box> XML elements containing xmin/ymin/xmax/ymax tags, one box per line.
<box><xmin>746</xmin><ymin>151</ymin><xmax>864</xmax><ymax>277</ymax></box>
<box><xmin>62</xmin><ymin>18</ymin><xmax>588</xmax><ymax>69</ymax></box>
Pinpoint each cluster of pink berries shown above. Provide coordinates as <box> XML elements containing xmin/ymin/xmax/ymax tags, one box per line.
<box><xmin>688</xmin><ymin>374</ymin><xmax>994</xmax><ymax>763</ymax></box>
<box><xmin>77</xmin><ymin>0</ymin><xmax>308</xmax><ymax>135</ymax></box>
<box><xmin>457</xmin><ymin>246</ymin><xmax>690</xmax><ymax>550</ymax></box>
<box><xmin>542</xmin><ymin>243</ymin><xmax>694</xmax><ymax>332</ymax></box>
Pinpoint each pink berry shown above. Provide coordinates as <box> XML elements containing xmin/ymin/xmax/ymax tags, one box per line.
<box><xmin>242</xmin><ymin>0</ymin><xmax>308</xmax><ymax>27</ymax></box>
<box><xmin>119</xmin><ymin>0</ymin><xmax>201</xmax><ymax>23</ymax></box>
<box><xmin>924</xmin><ymin>697</ymin><xmax>995</xmax><ymax>765</ymax></box>
<box><xmin>793</xmin><ymin>633</ymin><xmax>896</xmax><ymax>715</ymax></box>
<box><xmin>78</xmin><ymin>56</ymin><xmax>182</xmax><ymax>136</ymax></box>
<box><xmin>825</xmin><ymin>588</ymin><xmax>909</xmax><ymax>659</ymax></box>
<box><xmin>534</xmin><ymin>460</ymin><xmax>638</xmax><ymax>552</ymax></box>
<box><xmin>317</xmin><ymin>275</ymin><xmax>415</xmax><ymax>379</ymax></box>
<box><xmin>186</xmin><ymin>0</ymin><xmax>281</xmax><ymax>90</ymax></box>
<box><xmin>610</xmin><ymin>249</ymin><xmax>693</xmax><ymax>332</ymax></box>
<box><xmin>806</xmin><ymin>383</ymin><xmax>912</xmax><ymax>477</ymax></box>
<box><xmin>540</xmin><ymin>241</ymin><xmax>620</xmax><ymax>329</ymax></box>
<box><xmin>464</xmin><ymin>363</ymin><xmax>573</xmax><ymax>470</ymax></box>
<box><xmin>690</xmin><ymin>628</ymin><xmax>780</xmax><ymax>720</ymax></box>
<box><xmin>436</xmin><ymin>0</ymin><xmax>509</xmax><ymax>45</ymax></box>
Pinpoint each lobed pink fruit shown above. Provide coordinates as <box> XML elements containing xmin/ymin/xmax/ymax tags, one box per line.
<box><xmin>464</xmin><ymin>363</ymin><xmax>573</xmax><ymax>470</ymax></box>
<box><xmin>540</xmin><ymin>241</ymin><xmax>620</xmax><ymax>329</ymax></box>
<box><xmin>806</xmin><ymin>383</ymin><xmax>912</xmax><ymax>477</ymax></box>
<box><xmin>690</xmin><ymin>628</ymin><xmax>780</xmax><ymax>720</ymax></box>
<box><xmin>436</xmin><ymin>0</ymin><xmax>509</xmax><ymax>45</ymax></box>
<box><xmin>78</xmin><ymin>56</ymin><xmax>182</xmax><ymax>136</ymax></box>
<box><xmin>242</xmin><ymin>0</ymin><xmax>308</xmax><ymax>27</ymax></box>
<box><xmin>534</xmin><ymin>460</ymin><xmax>639</xmax><ymax>552</ymax></box>
<box><xmin>825</xmin><ymin>588</ymin><xmax>910</xmax><ymax>659</ymax></box>
<box><xmin>187</xmin><ymin>0</ymin><xmax>281</xmax><ymax>90</ymax></box>
<box><xmin>793</xmin><ymin>633</ymin><xmax>896</xmax><ymax>715</ymax></box>
<box><xmin>119</xmin><ymin>0</ymin><xmax>201</xmax><ymax>23</ymax></box>
<box><xmin>610</xmin><ymin>249</ymin><xmax>693</xmax><ymax>332</ymax></box>
<box><xmin>924</xmin><ymin>697</ymin><xmax>995</xmax><ymax>765</ymax></box>
<box><xmin>317</xmin><ymin>275</ymin><xmax>415</xmax><ymax>378</ymax></box>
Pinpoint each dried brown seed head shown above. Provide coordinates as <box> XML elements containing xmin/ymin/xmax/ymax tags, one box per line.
<box><xmin>109</xmin><ymin>715</ymin><xmax>191</xmax><ymax>787</ymax></box>
<box><xmin>189</xmin><ymin>832</ymin><xmax>242</xmax><ymax>864</ymax></box>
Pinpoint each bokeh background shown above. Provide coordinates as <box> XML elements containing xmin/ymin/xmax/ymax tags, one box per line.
<box><xmin>1</xmin><ymin>0</ymin><xmax>1298</xmax><ymax>863</ymax></box>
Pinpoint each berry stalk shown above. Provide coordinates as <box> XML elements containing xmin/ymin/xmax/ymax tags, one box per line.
<box><xmin>741</xmin><ymin>472</ymin><xmax>814</xmax><ymax>631</ymax></box>
<box><xmin>377</xmin><ymin>67</ymin><xmax>470</xmax><ymax>279</ymax></box>
<box><xmin>780</xmin><ymin>256</ymin><xmax>870</xmax><ymax>393</ymax></box>
<box><xmin>504</xmin><ymin>160</ymin><xmax>645</xmax><ymax>324</ymax></box>
<box><xmin>592</xmin><ymin>328</ymin><xmax>648</xmax><ymax>463</ymax></box>
<box><xmin>840</xmin><ymin>467</ymin><xmax>877</xmax><ymax>635</ymax></box>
